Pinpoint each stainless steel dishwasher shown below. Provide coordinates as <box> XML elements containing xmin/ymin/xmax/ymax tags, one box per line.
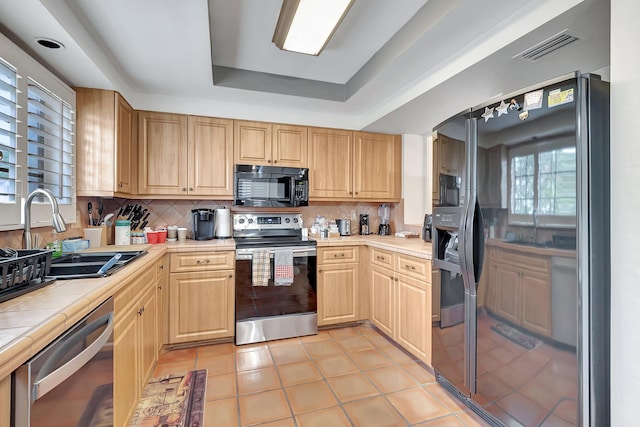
<box><xmin>551</xmin><ymin>256</ymin><xmax>578</xmax><ymax>347</ymax></box>
<box><xmin>12</xmin><ymin>297</ymin><xmax>114</xmax><ymax>427</ymax></box>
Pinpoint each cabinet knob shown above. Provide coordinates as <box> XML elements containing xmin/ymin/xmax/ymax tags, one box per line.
<box><xmin>319</xmin><ymin>269</ymin><xmax>323</xmax><ymax>273</ymax></box>
<box><xmin>229</xmin><ymin>274</ymin><xmax>233</xmax><ymax>278</ymax></box>
<box><xmin>395</xmin><ymin>277</ymin><xmax>398</xmax><ymax>282</ymax></box>
<box><xmin>196</xmin><ymin>259</ymin><xmax>211</xmax><ymax>264</ymax></box>
<box><xmin>389</xmin><ymin>275</ymin><xmax>394</xmax><ymax>280</ymax></box>
<box><xmin>118</xmin><ymin>182</ymin><xmax>123</xmax><ymax>187</ymax></box>
<box><xmin>182</xmin><ymin>187</ymin><xmax>187</xmax><ymax>192</ymax></box>
<box><xmin>355</xmin><ymin>192</ymin><xmax>358</xmax><ymax>195</ymax></box>
<box><xmin>189</xmin><ymin>187</ymin><xmax>194</xmax><ymax>191</ymax></box>
<box><xmin>349</xmin><ymin>191</ymin><xmax>353</xmax><ymax>195</ymax></box>
<box><xmin>159</xmin><ymin>265</ymin><xmax>164</xmax><ymax>270</ymax></box>
<box><xmin>405</xmin><ymin>264</ymin><xmax>416</xmax><ymax>271</ymax></box>
<box><xmin>267</xmin><ymin>160</ymin><xmax>272</xmax><ymax>163</ymax></box>
<box><xmin>158</xmin><ymin>285</ymin><xmax>162</xmax><ymax>290</ymax></box>
<box><xmin>273</xmin><ymin>160</ymin><xmax>277</xmax><ymax>164</ymax></box>
<box><xmin>334</xmin><ymin>253</ymin><xmax>345</xmax><ymax>258</ymax></box>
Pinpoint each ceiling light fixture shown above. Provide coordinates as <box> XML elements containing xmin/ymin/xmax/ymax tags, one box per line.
<box><xmin>272</xmin><ymin>0</ymin><xmax>354</xmax><ymax>56</ymax></box>
<box><xmin>35</xmin><ymin>37</ymin><xmax>64</xmax><ymax>49</ymax></box>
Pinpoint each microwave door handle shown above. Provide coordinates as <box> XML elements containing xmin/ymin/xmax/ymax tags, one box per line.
<box><xmin>32</xmin><ymin>312</ymin><xmax>114</xmax><ymax>401</ymax></box>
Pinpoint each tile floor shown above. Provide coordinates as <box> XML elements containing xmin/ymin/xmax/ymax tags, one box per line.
<box><xmin>153</xmin><ymin>324</ymin><xmax>491</xmax><ymax>427</ymax></box>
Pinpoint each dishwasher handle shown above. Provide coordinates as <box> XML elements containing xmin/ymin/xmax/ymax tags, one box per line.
<box><xmin>33</xmin><ymin>311</ymin><xmax>114</xmax><ymax>401</ymax></box>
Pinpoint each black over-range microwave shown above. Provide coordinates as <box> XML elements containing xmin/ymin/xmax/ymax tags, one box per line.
<box><xmin>234</xmin><ymin>164</ymin><xmax>309</xmax><ymax>207</ymax></box>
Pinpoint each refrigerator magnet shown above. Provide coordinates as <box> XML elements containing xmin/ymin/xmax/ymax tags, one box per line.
<box><xmin>524</xmin><ymin>89</ymin><xmax>544</xmax><ymax>110</ymax></box>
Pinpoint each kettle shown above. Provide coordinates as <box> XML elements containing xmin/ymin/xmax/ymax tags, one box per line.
<box><xmin>336</xmin><ymin>219</ymin><xmax>351</xmax><ymax>236</ymax></box>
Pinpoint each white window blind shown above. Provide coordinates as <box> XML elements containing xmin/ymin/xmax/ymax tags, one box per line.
<box><xmin>27</xmin><ymin>79</ymin><xmax>74</xmax><ymax>205</ymax></box>
<box><xmin>0</xmin><ymin>58</ymin><xmax>18</xmax><ymax>205</ymax></box>
<box><xmin>0</xmin><ymin>31</ymin><xmax>76</xmax><ymax>230</ymax></box>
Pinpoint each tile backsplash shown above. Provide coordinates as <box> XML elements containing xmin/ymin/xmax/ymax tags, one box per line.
<box><xmin>0</xmin><ymin>197</ymin><xmax>419</xmax><ymax>248</ymax></box>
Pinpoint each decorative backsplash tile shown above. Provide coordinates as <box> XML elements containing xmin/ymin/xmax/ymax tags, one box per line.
<box><xmin>0</xmin><ymin>197</ymin><xmax>420</xmax><ymax>248</ymax></box>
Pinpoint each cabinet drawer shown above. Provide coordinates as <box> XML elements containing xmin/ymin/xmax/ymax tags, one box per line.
<box><xmin>370</xmin><ymin>247</ymin><xmax>394</xmax><ymax>269</ymax></box>
<box><xmin>115</xmin><ymin>267</ymin><xmax>155</xmax><ymax>317</ymax></box>
<box><xmin>318</xmin><ymin>247</ymin><xmax>358</xmax><ymax>264</ymax></box>
<box><xmin>395</xmin><ymin>254</ymin><xmax>430</xmax><ymax>283</ymax></box>
<box><xmin>170</xmin><ymin>251</ymin><xmax>235</xmax><ymax>272</ymax></box>
<box><xmin>499</xmin><ymin>251</ymin><xmax>549</xmax><ymax>274</ymax></box>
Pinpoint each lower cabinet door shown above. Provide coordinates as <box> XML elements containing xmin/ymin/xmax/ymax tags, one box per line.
<box><xmin>318</xmin><ymin>262</ymin><xmax>359</xmax><ymax>326</ymax></box>
<box><xmin>169</xmin><ymin>270</ymin><xmax>234</xmax><ymax>343</ymax></box>
<box><xmin>371</xmin><ymin>266</ymin><xmax>395</xmax><ymax>338</ymax></box>
<box><xmin>396</xmin><ymin>274</ymin><xmax>430</xmax><ymax>363</ymax></box>
<box><xmin>114</xmin><ymin>304</ymin><xmax>139</xmax><ymax>427</ymax></box>
<box><xmin>138</xmin><ymin>283</ymin><xmax>158</xmax><ymax>386</ymax></box>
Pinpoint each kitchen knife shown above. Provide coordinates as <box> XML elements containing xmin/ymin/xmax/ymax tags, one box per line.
<box><xmin>97</xmin><ymin>253</ymin><xmax>122</xmax><ymax>275</ymax></box>
<box><xmin>88</xmin><ymin>202</ymin><xmax>93</xmax><ymax>226</ymax></box>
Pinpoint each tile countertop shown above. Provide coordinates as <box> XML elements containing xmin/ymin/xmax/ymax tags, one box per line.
<box><xmin>0</xmin><ymin>244</ymin><xmax>165</xmax><ymax>379</ymax></box>
<box><xmin>0</xmin><ymin>236</ymin><xmax>429</xmax><ymax>379</ymax></box>
<box><xmin>314</xmin><ymin>235</ymin><xmax>433</xmax><ymax>260</ymax></box>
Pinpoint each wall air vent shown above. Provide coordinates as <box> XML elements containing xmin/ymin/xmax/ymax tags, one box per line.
<box><xmin>513</xmin><ymin>30</ymin><xmax>580</xmax><ymax>62</ymax></box>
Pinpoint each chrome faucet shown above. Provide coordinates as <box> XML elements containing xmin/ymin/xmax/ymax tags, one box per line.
<box><xmin>23</xmin><ymin>188</ymin><xmax>67</xmax><ymax>249</ymax></box>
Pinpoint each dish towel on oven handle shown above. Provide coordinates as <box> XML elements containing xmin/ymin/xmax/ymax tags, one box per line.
<box><xmin>274</xmin><ymin>249</ymin><xmax>294</xmax><ymax>286</ymax></box>
<box><xmin>252</xmin><ymin>249</ymin><xmax>270</xmax><ymax>286</ymax></box>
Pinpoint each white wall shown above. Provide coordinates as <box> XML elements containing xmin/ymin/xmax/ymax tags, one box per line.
<box><xmin>402</xmin><ymin>133</ymin><xmax>431</xmax><ymax>225</ymax></box>
<box><xmin>610</xmin><ymin>0</ymin><xmax>640</xmax><ymax>424</ymax></box>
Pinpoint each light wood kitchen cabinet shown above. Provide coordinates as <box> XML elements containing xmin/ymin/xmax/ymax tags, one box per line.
<box><xmin>370</xmin><ymin>247</ymin><xmax>432</xmax><ymax>363</ymax></box>
<box><xmin>353</xmin><ymin>132</ymin><xmax>401</xmax><ymax>200</ymax></box>
<box><xmin>317</xmin><ymin>247</ymin><xmax>359</xmax><ymax>326</ymax></box>
<box><xmin>371</xmin><ymin>264</ymin><xmax>395</xmax><ymax>337</ymax></box>
<box><xmin>234</xmin><ymin>120</ymin><xmax>308</xmax><ymax>167</ymax></box>
<box><xmin>0</xmin><ymin>375</ymin><xmax>10</xmax><ymax>427</ymax></box>
<box><xmin>188</xmin><ymin>116</ymin><xmax>234</xmax><ymax>196</ymax></box>
<box><xmin>309</xmin><ymin>128</ymin><xmax>401</xmax><ymax>201</ymax></box>
<box><xmin>75</xmin><ymin>88</ymin><xmax>136</xmax><ymax>197</ymax></box>
<box><xmin>168</xmin><ymin>251</ymin><xmax>235</xmax><ymax>343</ymax></box>
<box><xmin>308</xmin><ymin>127</ymin><xmax>353</xmax><ymax>199</ymax></box>
<box><xmin>138</xmin><ymin>112</ymin><xmax>233</xmax><ymax>197</ymax></box>
<box><xmin>488</xmin><ymin>248</ymin><xmax>552</xmax><ymax>337</ymax></box>
<box><xmin>114</xmin><ymin>264</ymin><xmax>159</xmax><ymax>427</ymax></box>
<box><xmin>138</xmin><ymin>111</ymin><xmax>188</xmax><ymax>195</ymax></box>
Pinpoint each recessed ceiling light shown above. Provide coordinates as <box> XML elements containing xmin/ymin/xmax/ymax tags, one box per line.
<box><xmin>36</xmin><ymin>38</ymin><xmax>64</xmax><ymax>49</ymax></box>
<box><xmin>273</xmin><ymin>0</ymin><xmax>354</xmax><ymax>56</ymax></box>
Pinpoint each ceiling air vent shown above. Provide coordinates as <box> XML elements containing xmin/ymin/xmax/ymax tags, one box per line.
<box><xmin>513</xmin><ymin>30</ymin><xmax>580</xmax><ymax>62</ymax></box>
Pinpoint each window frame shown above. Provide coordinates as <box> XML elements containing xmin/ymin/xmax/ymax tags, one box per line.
<box><xmin>508</xmin><ymin>136</ymin><xmax>576</xmax><ymax>229</ymax></box>
<box><xmin>0</xmin><ymin>32</ymin><xmax>76</xmax><ymax>231</ymax></box>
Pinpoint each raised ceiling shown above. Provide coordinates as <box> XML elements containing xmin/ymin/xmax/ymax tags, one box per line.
<box><xmin>0</xmin><ymin>0</ymin><xmax>609</xmax><ymax>134</ymax></box>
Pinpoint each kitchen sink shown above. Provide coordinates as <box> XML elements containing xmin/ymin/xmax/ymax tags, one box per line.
<box><xmin>47</xmin><ymin>250</ymin><xmax>147</xmax><ymax>279</ymax></box>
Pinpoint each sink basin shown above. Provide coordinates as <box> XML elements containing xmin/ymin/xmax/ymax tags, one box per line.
<box><xmin>48</xmin><ymin>250</ymin><xmax>147</xmax><ymax>279</ymax></box>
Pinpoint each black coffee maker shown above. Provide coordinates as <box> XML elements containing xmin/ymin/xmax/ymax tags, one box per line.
<box><xmin>359</xmin><ymin>214</ymin><xmax>370</xmax><ymax>235</ymax></box>
<box><xmin>191</xmin><ymin>208</ymin><xmax>215</xmax><ymax>240</ymax></box>
<box><xmin>422</xmin><ymin>213</ymin><xmax>433</xmax><ymax>242</ymax></box>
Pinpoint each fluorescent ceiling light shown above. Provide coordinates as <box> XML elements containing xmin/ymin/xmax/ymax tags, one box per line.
<box><xmin>273</xmin><ymin>0</ymin><xmax>354</xmax><ymax>56</ymax></box>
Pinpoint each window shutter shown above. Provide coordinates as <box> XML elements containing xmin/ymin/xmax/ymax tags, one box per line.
<box><xmin>26</xmin><ymin>78</ymin><xmax>74</xmax><ymax>204</ymax></box>
<box><xmin>0</xmin><ymin>58</ymin><xmax>18</xmax><ymax>205</ymax></box>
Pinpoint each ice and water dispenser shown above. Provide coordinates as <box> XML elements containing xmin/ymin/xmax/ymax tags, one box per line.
<box><xmin>433</xmin><ymin>207</ymin><xmax>465</xmax><ymax>328</ymax></box>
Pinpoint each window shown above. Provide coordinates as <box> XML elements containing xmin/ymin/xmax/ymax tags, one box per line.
<box><xmin>508</xmin><ymin>137</ymin><xmax>576</xmax><ymax>228</ymax></box>
<box><xmin>0</xmin><ymin>33</ymin><xmax>76</xmax><ymax>230</ymax></box>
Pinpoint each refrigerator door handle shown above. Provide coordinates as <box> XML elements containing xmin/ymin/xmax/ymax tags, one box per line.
<box><xmin>460</xmin><ymin>194</ymin><xmax>484</xmax><ymax>295</ymax></box>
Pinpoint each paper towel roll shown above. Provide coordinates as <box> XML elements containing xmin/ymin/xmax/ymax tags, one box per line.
<box><xmin>214</xmin><ymin>207</ymin><xmax>232</xmax><ymax>238</ymax></box>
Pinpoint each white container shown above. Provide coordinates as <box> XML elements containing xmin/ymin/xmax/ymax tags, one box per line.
<box><xmin>114</xmin><ymin>220</ymin><xmax>131</xmax><ymax>245</ymax></box>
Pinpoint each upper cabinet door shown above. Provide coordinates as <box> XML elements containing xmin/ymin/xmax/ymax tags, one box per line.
<box><xmin>353</xmin><ymin>132</ymin><xmax>401</xmax><ymax>200</ymax></box>
<box><xmin>438</xmin><ymin>134</ymin><xmax>461</xmax><ymax>176</ymax></box>
<box><xmin>138</xmin><ymin>111</ymin><xmax>188</xmax><ymax>195</ymax></box>
<box><xmin>308</xmin><ymin>127</ymin><xmax>353</xmax><ymax>199</ymax></box>
<box><xmin>272</xmin><ymin>124</ymin><xmax>308</xmax><ymax>168</ymax></box>
<box><xmin>234</xmin><ymin>120</ymin><xmax>272</xmax><ymax>165</ymax></box>
<box><xmin>188</xmin><ymin>116</ymin><xmax>234</xmax><ymax>196</ymax></box>
<box><xmin>115</xmin><ymin>93</ymin><xmax>135</xmax><ymax>194</ymax></box>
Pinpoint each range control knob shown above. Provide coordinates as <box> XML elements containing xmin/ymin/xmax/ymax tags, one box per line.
<box><xmin>238</xmin><ymin>218</ymin><xmax>245</xmax><ymax>224</ymax></box>
<box><xmin>293</xmin><ymin>218</ymin><xmax>299</xmax><ymax>223</ymax></box>
<box><xmin>285</xmin><ymin>218</ymin><xmax>291</xmax><ymax>223</ymax></box>
<box><xmin>248</xmin><ymin>218</ymin><xmax>254</xmax><ymax>224</ymax></box>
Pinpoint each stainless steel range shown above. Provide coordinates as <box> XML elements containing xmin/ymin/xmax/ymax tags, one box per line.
<box><xmin>234</xmin><ymin>212</ymin><xmax>317</xmax><ymax>345</ymax></box>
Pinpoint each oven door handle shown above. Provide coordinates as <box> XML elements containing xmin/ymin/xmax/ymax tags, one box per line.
<box><xmin>32</xmin><ymin>311</ymin><xmax>114</xmax><ymax>401</ymax></box>
<box><xmin>236</xmin><ymin>248</ymin><xmax>316</xmax><ymax>260</ymax></box>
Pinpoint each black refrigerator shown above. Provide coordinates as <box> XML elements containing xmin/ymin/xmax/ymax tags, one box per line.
<box><xmin>431</xmin><ymin>72</ymin><xmax>610</xmax><ymax>426</ymax></box>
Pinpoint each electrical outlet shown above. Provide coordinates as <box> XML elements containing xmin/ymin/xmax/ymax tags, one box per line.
<box><xmin>351</xmin><ymin>210</ymin><xmax>357</xmax><ymax>220</ymax></box>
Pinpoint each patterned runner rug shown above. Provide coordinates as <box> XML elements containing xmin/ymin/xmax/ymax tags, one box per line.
<box><xmin>130</xmin><ymin>370</ymin><xmax>207</xmax><ymax>427</ymax></box>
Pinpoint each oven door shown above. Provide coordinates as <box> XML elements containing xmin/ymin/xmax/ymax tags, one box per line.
<box><xmin>235</xmin><ymin>246</ymin><xmax>317</xmax><ymax>345</ymax></box>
